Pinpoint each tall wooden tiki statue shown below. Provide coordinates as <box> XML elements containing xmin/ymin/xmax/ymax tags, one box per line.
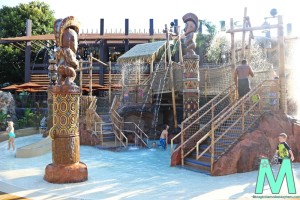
<box><xmin>182</xmin><ymin>13</ymin><xmax>200</xmax><ymax>120</ymax></box>
<box><xmin>44</xmin><ymin>16</ymin><xmax>88</xmax><ymax>183</ymax></box>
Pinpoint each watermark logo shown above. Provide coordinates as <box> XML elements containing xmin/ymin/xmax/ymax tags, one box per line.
<box><xmin>255</xmin><ymin>158</ymin><xmax>296</xmax><ymax>194</ymax></box>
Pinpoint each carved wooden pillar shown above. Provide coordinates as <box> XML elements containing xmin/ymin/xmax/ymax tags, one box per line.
<box><xmin>44</xmin><ymin>16</ymin><xmax>88</xmax><ymax>184</ymax></box>
<box><xmin>183</xmin><ymin>56</ymin><xmax>200</xmax><ymax>119</ymax></box>
<box><xmin>44</xmin><ymin>85</ymin><xmax>88</xmax><ymax>183</ymax></box>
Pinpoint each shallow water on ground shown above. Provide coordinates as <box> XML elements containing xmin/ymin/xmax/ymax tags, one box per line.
<box><xmin>0</xmin><ymin>134</ymin><xmax>299</xmax><ymax>200</ymax></box>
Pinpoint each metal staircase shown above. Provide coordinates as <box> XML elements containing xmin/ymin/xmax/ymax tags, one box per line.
<box><xmin>171</xmin><ymin>80</ymin><xmax>279</xmax><ymax>175</ymax></box>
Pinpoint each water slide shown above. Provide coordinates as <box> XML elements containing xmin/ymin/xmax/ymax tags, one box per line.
<box><xmin>16</xmin><ymin>136</ymin><xmax>51</xmax><ymax>158</ymax></box>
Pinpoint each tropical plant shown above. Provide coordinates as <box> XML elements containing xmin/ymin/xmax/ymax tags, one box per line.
<box><xmin>17</xmin><ymin>108</ymin><xmax>35</xmax><ymax>128</ymax></box>
<box><xmin>0</xmin><ymin>110</ymin><xmax>8</xmax><ymax>131</ymax></box>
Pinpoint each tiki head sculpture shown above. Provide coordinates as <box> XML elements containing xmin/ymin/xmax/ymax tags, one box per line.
<box><xmin>182</xmin><ymin>13</ymin><xmax>198</xmax><ymax>58</ymax></box>
<box><xmin>54</xmin><ymin>16</ymin><xmax>80</xmax><ymax>86</ymax></box>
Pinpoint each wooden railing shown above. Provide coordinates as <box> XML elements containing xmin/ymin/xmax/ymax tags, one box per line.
<box><xmin>170</xmin><ymin>84</ymin><xmax>237</xmax><ymax>165</ymax></box>
<box><xmin>195</xmin><ymin>80</ymin><xmax>279</xmax><ymax>172</ymax></box>
<box><xmin>85</xmin><ymin>96</ymin><xmax>102</xmax><ymax>131</ymax></box>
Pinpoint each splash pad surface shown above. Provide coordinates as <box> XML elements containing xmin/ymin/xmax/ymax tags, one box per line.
<box><xmin>0</xmin><ymin>135</ymin><xmax>299</xmax><ymax>200</ymax></box>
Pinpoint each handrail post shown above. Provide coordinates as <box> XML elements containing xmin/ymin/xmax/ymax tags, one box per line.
<box><xmin>210</xmin><ymin>121</ymin><xmax>215</xmax><ymax>173</ymax></box>
<box><xmin>181</xmin><ymin>122</ymin><xmax>185</xmax><ymax>166</ymax></box>
<box><xmin>242</xmin><ymin>100</ymin><xmax>245</xmax><ymax>131</ymax></box>
<box><xmin>108</xmin><ymin>61</ymin><xmax>112</xmax><ymax>105</ymax></box>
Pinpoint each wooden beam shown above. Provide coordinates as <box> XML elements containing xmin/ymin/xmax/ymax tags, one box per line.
<box><xmin>241</xmin><ymin>7</ymin><xmax>247</xmax><ymax>58</ymax></box>
<box><xmin>226</xmin><ymin>24</ymin><xmax>279</xmax><ymax>33</ymax></box>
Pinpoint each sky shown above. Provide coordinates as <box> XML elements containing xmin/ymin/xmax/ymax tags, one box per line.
<box><xmin>0</xmin><ymin>0</ymin><xmax>299</xmax><ymax>35</ymax></box>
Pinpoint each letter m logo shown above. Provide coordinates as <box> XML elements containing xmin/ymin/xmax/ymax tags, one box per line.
<box><xmin>255</xmin><ymin>158</ymin><xmax>296</xmax><ymax>194</ymax></box>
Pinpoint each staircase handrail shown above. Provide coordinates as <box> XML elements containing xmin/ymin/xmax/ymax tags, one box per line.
<box><xmin>170</xmin><ymin>84</ymin><xmax>236</xmax><ymax>153</ymax></box>
<box><xmin>195</xmin><ymin>79</ymin><xmax>279</xmax><ymax>172</ymax></box>
<box><xmin>123</xmin><ymin>122</ymin><xmax>149</xmax><ymax>147</ymax></box>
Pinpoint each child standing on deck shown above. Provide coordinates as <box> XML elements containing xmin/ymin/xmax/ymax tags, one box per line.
<box><xmin>274</xmin><ymin>133</ymin><xmax>294</xmax><ymax>167</ymax></box>
<box><xmin>6</xmin><ymin>121</ymin><xmax>15</xmax><ymax>151</ymax></box>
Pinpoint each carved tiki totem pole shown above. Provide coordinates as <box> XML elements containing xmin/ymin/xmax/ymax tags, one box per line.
<box><xmin>44</xmin><ymin>16</ymin><xmax>88</xmax><ymax>183</ymax></box>
<box><xmin>182</xmin><ymin>13</ymin><xmax>200</xmax><ymax>120</ymax></box>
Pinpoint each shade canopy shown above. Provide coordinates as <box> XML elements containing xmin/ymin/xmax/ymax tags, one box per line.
<box><xmin>17</xmin><ymin>82</ymin><xmax>43</xmax><ymax>88</ymax></box>
<box><xmin>1</xmin><ymin>84</ymin><xmax>19</xmax><ymax>90</ymax></box>
<box><xmin>117</xmin><ymin>40</ymin><xmax>166</xmax><ymax>64</ymax></box>
<box><xmin>82</xmin><ymin>83</ymin><xmax>104</xmax><ymax>89</ymax></box>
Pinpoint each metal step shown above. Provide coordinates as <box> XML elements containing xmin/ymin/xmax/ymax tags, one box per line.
<box><xmin>184</xmin><ymin>158</ymin><xmax>211</xmax><ymax>172</ymax></box>
<box><xmin>177</xmin><ymin>165</ymin><xmax>210</xmax><ymax>175</ymax></box>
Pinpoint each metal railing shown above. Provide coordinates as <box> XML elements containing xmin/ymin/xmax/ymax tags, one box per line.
<box><xmin>171</xmin><ymin>84</ymin><xmax>237</xmax><ymax>165</ymax></box>
<box><xmin>195</xmin><ymin>80</ymin><xmax>279</xmax><ymax>172</ymax></box>
<box><xmin>95</xmin><ymin>96</ymin><xmax>149</xmax><ymax>148</ymax></box>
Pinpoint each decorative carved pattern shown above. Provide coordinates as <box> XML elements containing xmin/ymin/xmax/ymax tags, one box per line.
<box><xmin>183</xmin><ymin>58</ymin><xmax>200</xmax><ymax>74</ymax></box>
<box><xmin>51</xmin><ymin>93</ymin><xmax>79</xmax><ymax>138</ymax></box>
<box><xmin>182</xmin><ymin>51</ymin><xmax>200</xmax><ymax>120</ymax></box>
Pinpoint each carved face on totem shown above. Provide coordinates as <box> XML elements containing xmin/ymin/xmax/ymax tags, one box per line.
<box><xmin>62</xmin><ymin>28</ymin><xmax>78</xmax><ymax>53</ymax></box>
<box><xmin>184</xmin><ymin>20</ymin><xmax>197</xmax><ymax>36</ymax></box>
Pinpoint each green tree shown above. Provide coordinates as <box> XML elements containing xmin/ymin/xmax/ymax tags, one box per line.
<box><xmin>0</xmin><ymin>1</ymin><xmax>55</xmax><ymax>85</ymax></box>
<box><xmin>196</xmin><ymin>20</ymin><xmax>217</xmax><ymax>63</ymax></box>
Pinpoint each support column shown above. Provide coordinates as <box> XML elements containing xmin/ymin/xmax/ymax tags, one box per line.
<box><xmin>25</xmin><ymin>19</ymin><xmax>32</xmax><ymax>83</ymax></box>
<box><xmin>45</xmin><ymin>16</ymin><xmax>87</xmax><ymax>184</ymax></box>
<box><xmin>125</xmin><ymin>19</ymin><xmax>129</xmax><ymax>51</ymax></box>
<box><xmin>278</xmin><ymin>15</ymin><xmax>287</xmax><ymax>113</ymax></box>
<box><xmin>182</xmin><ymin>13</ymin><xmax>200</xmax><ymax>120</ymax></box>
<box><xmin>183</xmin><ymin>56</ymin><xmax>200</xmax><ymax>119</ymax></box>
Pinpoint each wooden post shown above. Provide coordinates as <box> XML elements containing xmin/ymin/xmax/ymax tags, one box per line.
<box><xmin>150</xmin><ymin>58</ymin><xmax>154</xmax><ymax>73</ymax></box>
<box><xmin>25</xmin><ymin>19</ymin><xmax>32</xmax><ymax>82</ymax></box>
<box><xmin>210</xmin><ymin>104</ymin><xmax>215</xmax><ymax>173</ymax></box>
<box><xmin>241</xmin><ymin>101</ymin><xmax>245</xmax><ymax>131</ymax></box>
<box><xmin>205</xmin><ymin>70</ymin><xmax>208</xmax><ymax>99</ymax></box>
<box><xmin>181</xmin><ymin>122</ymin><xmax>185</xmax><ymax>166</ymax></box>
<box><xmin>79</xmin><ymin>61</ymin><xmax>83</xmax><ymax>97</ymax></box>
<box><xmin>109</xmin><ymin>61</ymin><xmax>112</xmax><ymax>105</ymax></box>
<box><xmin>177</xmin><ymin>26</ymin><xmax>183</xmax><ymax>64</ymax></box>
<box><xmin>278</xmin><ymin>15</ymin><xmax>287</xmax><ymax>113</ymax></box>
<box><xmin>89</xmin><ymin>53</ymin><xmax>93</xmax><ymax>97</ymax></box>
<box><xmin>164</xmin><ymin>44</ymin><xmax>167</xmax><ymax>70</ymax></box>
<box><xmin>165</xmin><ymin>24</ymin><xmax>178</xmax><ymax>128</ymax></box>
<box><xmin>230</xmin><ymin>18</ymin><xmax>236</xmax><ymax>71</ymax></box>
<box><xmin>241</xmin><ymin>7</ymin><xmax>247</xmax><ymax>59</ymax></box>
<box><xmin>247</xmin><ymin>17</ymin><xmax>254</xmax><ymax>60</ymax></box>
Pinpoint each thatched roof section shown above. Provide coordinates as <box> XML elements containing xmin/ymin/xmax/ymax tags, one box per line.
<box><xmin>117</xmin><ymin>40</ymin><xmax>166</xmax><ymax>64</ymax></box>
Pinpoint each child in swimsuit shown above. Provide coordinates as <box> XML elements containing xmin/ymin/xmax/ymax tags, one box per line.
<box><xmin>6</xmin><ymin>121</ymin><xmax>15</xmax><ymax>151</ymax></box>
<box><xmin>160</xmin><ymin>124</ymin><xmax>169</xmax><ymax>150</ymax></box>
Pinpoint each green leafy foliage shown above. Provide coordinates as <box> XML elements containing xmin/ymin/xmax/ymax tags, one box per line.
<box><xmin>0</xmin><ymin>110</ymin><xmax>8</xmax><ymax>131</ymax></box>
<box><xmin>17</xmin><ymin>108</ymin><xmax>35</xmax><ymax>128</ymax></box>
<box><xmin>0</xmin><ymin>1</ymin><xmax>56</xmax><ymax>85</ymax></box>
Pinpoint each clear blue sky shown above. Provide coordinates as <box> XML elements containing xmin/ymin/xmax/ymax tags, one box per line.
<box><xmin>1</xmin><ymin>0</ymin><xmax>299</xmax><ymax>35</ymax></box>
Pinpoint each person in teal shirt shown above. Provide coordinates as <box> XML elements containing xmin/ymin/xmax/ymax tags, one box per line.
<box><xmin>6</xmin><ymin>121</ymin><xmax>16</xmax><ymax>151</ymax></box>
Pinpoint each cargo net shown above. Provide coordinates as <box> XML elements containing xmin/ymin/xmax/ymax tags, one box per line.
<box><xmin>199</xmin><ymin>63</ymin><xmax>274</xmax><ymax>97</ymax></box>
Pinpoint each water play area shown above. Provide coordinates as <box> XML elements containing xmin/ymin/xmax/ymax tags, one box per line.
<box><xmin>1</xmin><ymin>134</ymin><xmax>299</xmax><ymax>200</ymax></box>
